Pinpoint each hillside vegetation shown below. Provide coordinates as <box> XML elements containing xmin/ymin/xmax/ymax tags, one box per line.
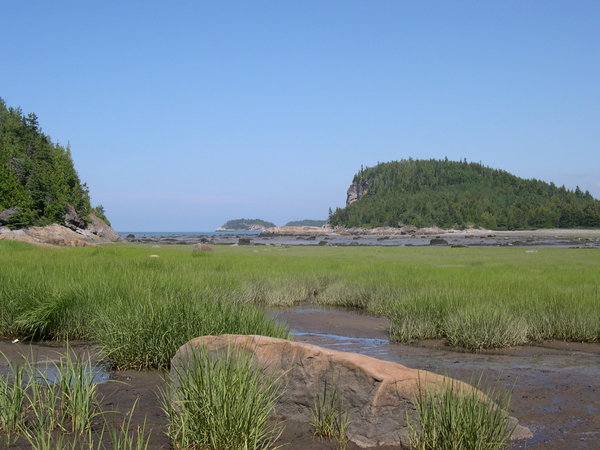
<box><xmin>284</xmin><ymin>219</ymin><xmax>326</xmax><ymax>227</ymax></box>
<box><xmin>0</xmin><ymin>99</ymin><xmax>107</xmax><ymax>228</ymax></box>
<box><xmin>218</xmin><ymin>218</ymin><xmax>276</xmax><ymax>231</ymax></box>
<box><xmin>330</xmin><ymin>159</ymin><xmax>600</xmax><ymax>229</ymax></box>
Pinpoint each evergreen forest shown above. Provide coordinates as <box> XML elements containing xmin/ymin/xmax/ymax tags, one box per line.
<box><xmin>0</xmin><ymin>99</ymin><xmax>107</xmax><ymax>228</ymax></box>
<box><xmin>219</xmin><ymin>218</ymin><xmax>276</xmax><ymax>230</ymax></box>
<box><xmin>329</xmin><ymin>159</ymin><xmax>600</xmax><ymax>230</ymax></box>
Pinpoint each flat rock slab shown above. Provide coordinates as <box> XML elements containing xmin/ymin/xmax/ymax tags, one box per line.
<box><xmin>172</xmin><ymin>335</ymin><xmax>531</xmax><ymax>447</ymax></box>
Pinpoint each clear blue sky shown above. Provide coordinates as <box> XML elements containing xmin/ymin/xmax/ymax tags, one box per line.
<box><xmin>2</xmin><ymin>1</ymin><xmax>599</xmax><ymax>231</ymax></box>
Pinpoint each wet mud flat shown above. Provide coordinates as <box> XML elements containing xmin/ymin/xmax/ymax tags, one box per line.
<box><xmin>272</xmin><ymin>307</ymin><xmax>600</xmax><ymax>449</ymax></box>
<box><xmin>2</xmin><ymin>307</ymin><xmax>599</xmax><ymax>449</ymax></box>
<box><xmin>124</xmin><ymin>231</ymin><xmax>600</xmax><ymax>248</ymax></box>
<box><xmin>0</xmin><ymin>340</ymin><xmax>392</xmax><ymax>449</ymax></box>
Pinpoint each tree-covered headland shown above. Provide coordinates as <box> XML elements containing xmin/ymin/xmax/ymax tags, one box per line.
<box><xmin>219</xmin><ymin>218</ymin><xmax>276</xmax><ymax>231</ymax></box>
<box><xmin>329</xmin><ymin>158</ymin><xmax>600</xmax><ymax>230</ymax></box>
<box><xmin>0</xmin><ymin>98</ymin><xmax>108</xmax><ymax>228</ymax></box>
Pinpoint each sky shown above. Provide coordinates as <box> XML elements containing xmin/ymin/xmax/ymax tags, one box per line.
<box><xmin>2</xmin><ymin>1</ymin><xmax>599</xmax><ymax>231</ymax></box>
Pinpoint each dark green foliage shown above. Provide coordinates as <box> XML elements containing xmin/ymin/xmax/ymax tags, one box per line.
<box><xmin>220</xmin><ymin>218</ymin><xmax>276</xmax><ymax>230</ymax></box>
<box><xmin>330</xmin><ymin>158</ymin><xmax>600</xmax><ymax>230</ymax></box>
<box><xmin>285</xmin><ymin>219</ymin><xmax>326</xmax><ymax>227</ymax></box>
<box><xmin>0</xmin><ymin>98</ymin><xmax>93</xmax><ymax>228</ymax></box>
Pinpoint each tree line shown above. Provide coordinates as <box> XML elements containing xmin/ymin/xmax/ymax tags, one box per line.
<box><xmin>0</xmin><ymin>98</ymin><xmax>107</xmax><ymax>228</ymax></box>
<box><xmin>329</xmin><ymin>158</ymin><xmax>600</xmax><ymax>229</ymax></box>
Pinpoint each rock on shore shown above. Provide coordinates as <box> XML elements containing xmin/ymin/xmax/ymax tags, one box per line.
<box><xmin>0</xmin><ymin>213</ymin><xmax>122</xmax><ymax>247</ymax></box>
<box><xmin>172</xmin><ymin>334</ymin><xmax>532</xmax><ymax>448</ymax></box>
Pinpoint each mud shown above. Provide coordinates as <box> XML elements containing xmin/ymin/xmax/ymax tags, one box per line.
<box><xmin>2</xmin><ymin>306</ymin><xmax>599</xmax><ymax>449</ymax></box>
<box><xmin>272</xmin><ymin>307</ymin><xmax>600</xmax><ymax>449</ymax></box>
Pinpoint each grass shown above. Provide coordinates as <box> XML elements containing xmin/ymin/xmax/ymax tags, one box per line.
<box><xmin>0</xmin><ymin>241</ymin><xmax>598</xmax><ymax>363</ymax></box>
<box><xmin>163</xmin><ymin>345</ymin><xmax>283</xmax><ymax>449</ymax></box>
<box><xmin>409</xmin><ymin>378</ymin><xmax>514</xmax><ymax>450</ymax></box>
<box><xmin>310</xmin><ymin>381</ymin><xmax>350</xmax><ymax>449</ymax></box>
<box><xmin>0</xmin><ymin>350</ymin><xmax>151</xmax><ymax>449</ymax></box>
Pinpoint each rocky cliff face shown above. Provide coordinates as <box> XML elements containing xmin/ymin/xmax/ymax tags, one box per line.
<box><xmin>346</xmin><ymin>179</ymin><xmax>369</xmax><ymax>206</ymax></box>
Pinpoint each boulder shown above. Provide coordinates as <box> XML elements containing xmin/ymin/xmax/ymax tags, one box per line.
<box><xmin>238</xmin><ymin>237</ymin><xmax>252</xmax><ymax>245</ymax></box>
<box><xmin>172</xmin><ymin>335</ymin><xmax>531</xmax><ymax>448</ymax></box>
<box><xmin>429</xmin><ymin>238</ymin><xmax>449</xmax><ymax>246</ymax></box>
<box><xmin>85</xmin><ymin>214</ymin><xmax>121</xmax><ymax>241</ymax></box>
<box><xmin>192</xmin><ymin>243</ymin><xmax>213</xmax><ymax>252</ymax></box>
<box><xmin>0</xmin><ymin>207</ymin><xmax>21</xmax><ymax>225</ymax></box>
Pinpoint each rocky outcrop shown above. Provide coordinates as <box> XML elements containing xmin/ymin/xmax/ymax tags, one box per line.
<box><xmin>64</xmin><ymin>204</ymin><xmax>86</xmax><ymax>230</ymax></box>
<box><xmin>346</xmin><ymin>179</ymin><xmax>369</xmax><ymax>206</ymax></box>
<box><xmin>0</xmin><ymin>207</ymin><xmax>21</xmax><ymax>225</ymax></box>
<box><xmin>172</xmin><ymin>335</ymin><xmax>531</xmax><ymax>448</ymax></box>
<box><xmin>0</xmin><ymin>213</ymin><xmax>121</xmax><ymax>247</ymax></box>
<box><xmin>85</xmin><ymin>214</ymin><xmax>121</xmax><ymax>241</ymax></box>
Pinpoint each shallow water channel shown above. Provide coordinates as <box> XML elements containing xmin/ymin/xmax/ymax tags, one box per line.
<box><xmin>270</xmin><ymin>306</ymin><xmax>600</xmax><ymax>449</ymax></box>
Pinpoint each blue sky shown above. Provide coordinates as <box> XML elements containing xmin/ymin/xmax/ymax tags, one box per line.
<box><xmin>2</xmin><ymin>1</ymin><xmax>599</xmax><ymax>231</ymax></box>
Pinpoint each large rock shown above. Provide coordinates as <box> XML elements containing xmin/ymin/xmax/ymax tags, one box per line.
<box><xmin>85</xmin><ymin>214</ymin><xmax>121</xmax><ymax>241</ymax></box>
<box><xmin>64</xmin><ymin>204</ymin><xmax>86</xmax><ymax>230</ymax></box>
<box><xmin>172</xmin><ymin>335</ymin><xmax>531</xmax><ymax>448</ymax></box>
<box><xmin>0</xmin><ymin>207</ymin><xmax>21</xmax><ymax>225</ymax></box>
<box><xmin>0</xmin><ymin>214</ymin><xmax>121</xmax><ymax>247</ymax></box>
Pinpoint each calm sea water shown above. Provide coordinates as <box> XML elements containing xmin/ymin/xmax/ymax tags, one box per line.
<box><xmin>118</xmin><ymin>231</ymin><xmax>260</xmax><ymax>237</ymax></box>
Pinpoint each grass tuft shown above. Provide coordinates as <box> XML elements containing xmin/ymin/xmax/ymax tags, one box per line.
<box><xmin>310</xmin><ymin>381</ymin><xmax>350</xmax><ymax>449</ymax></box>
<box><xmin>163</xmin><ymin>345</ymin><xmax>283</xmax><ymax>449</ymax></box>
<box><xmin>409</xmin><ymin>378</ymin><xmax>514</xmax><ymax>450</ymax></box>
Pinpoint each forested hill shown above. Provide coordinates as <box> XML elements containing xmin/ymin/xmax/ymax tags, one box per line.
<box><xmin>217</xmin><ymin>218</ymin><xmax>276</xmax><ymax>231</ymax></box>
<box><xmin>329</xmin><ymin>159</ymin><xmax>600</xmax><ymax>230</ymax></box>
<box><xmin>0</xmin><ymin>99</ymin><xmax>108</xmax><ymax>228</ymax></box>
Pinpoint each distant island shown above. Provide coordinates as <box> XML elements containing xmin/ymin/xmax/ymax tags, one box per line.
<box><xmin>329</xmin><ymin>158</ymin><xmax>600</xmax><ymax>230</ymax></box>
<box><xmin>284</xmin><ymin>220</ymin><xmax>326</xmax><ymax>227</ymax></box>
<box><xmin>217</xmin><ymin>218</ymin><xmax>276</xmax><ymax>231</ymax></box>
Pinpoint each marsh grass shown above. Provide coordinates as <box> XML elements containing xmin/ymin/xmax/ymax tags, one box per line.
<box><xmin>1</xmin><ymin>242</ymin><xmax>598</xmax><ymax>356</ymax></box>
<box><xmin>108</xmin><ymin>399</ymin><xmax>151</xmax><ymax>450</ymax></box>
<box><xmin>409</xmin><ymin>378</ymin><xmax>514</xmax><ymax>450</ymax></box>
<box><xmin>0</xmin><ymin>355</ymin><xmax>27</xmax><ymax>442</ymax></box>
<box><xmin>55</xmin><ymin>351</ymin><xmax>101</xmax><ymax>433</ymax></box>
<box><xmin>310</xmin><ymin>381</ymin><xmax>350</xmax><ymax>449</ymax></box>
<box><xmin>0</xmin><ymin>350</ymin><xmax>151</xmax><ymax>449</ymax></box>
<box><xmin>95</xmin><ymin>297</ymin><xmax>289</xmax><ymax>370</ymax></box>
<box><xmin>163</xmin><ymin>345</ymin><xmax>283</xmax><ymax>449</ymax></box>
<box><xmin>444</xmin><ymin>308</ymin><xmax>529</xmax><ymax>350</ymax></box>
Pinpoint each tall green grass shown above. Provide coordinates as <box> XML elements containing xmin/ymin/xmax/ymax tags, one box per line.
<box><xmin>0</xmin><ymin>350</ymin><xmax>151</xmax><ymax>449</ymax></box>
<box><xmin>409</xmin><ymin>379</ymin><xmax>514</xmax><ymax>450</ymax></box>
<box><xmin>310</xmin><ymin>381</ymin><xmax>350</xmax><ymax>449</ymax></box>
<box><xmin>1</xmin><ymin>241</ymin><xmax>598</xmax><ymax>356</ymax></box>
<box><xmin>164</xmin><ymin>345</ymin><xmax>283</xmax><ymax>449</ymax></box>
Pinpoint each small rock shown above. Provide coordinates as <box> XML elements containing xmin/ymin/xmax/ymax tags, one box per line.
<box><xmin>429</xmin><ymin>238</ymin><xmax>449</xmax><ymax>246</ymax></box>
